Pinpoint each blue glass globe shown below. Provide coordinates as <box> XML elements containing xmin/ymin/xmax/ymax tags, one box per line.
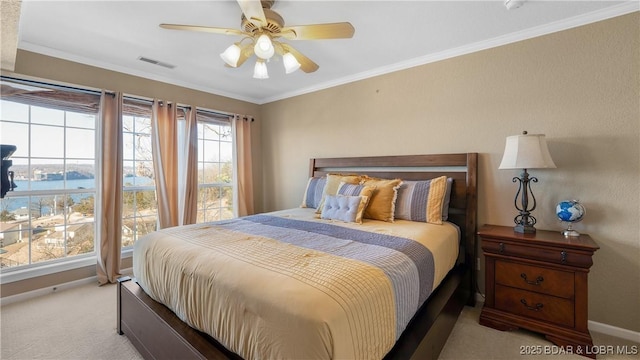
<box><xmin>556</xmin><ymin>200</ymin><xmax>585</xmax><ymax>223</ymax></box>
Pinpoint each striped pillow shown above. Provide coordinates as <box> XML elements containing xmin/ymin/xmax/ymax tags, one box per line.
<box><xmin>337</xmin><ymin>182</ymin><xmax>374</xmax><ymax>198</ymax></box>
<box><xmin>300</xmin><ymin>176</ymin><xmax>327</xmax><ymax>209</ymax></box>
<box><xmin>394</xmin><ymin>176</ymin><xmax>451</xmax><ymax>224</ymax></box>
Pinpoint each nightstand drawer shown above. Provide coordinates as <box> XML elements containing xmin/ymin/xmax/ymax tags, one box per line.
<box><xmin>495</xmin><ymin>284</ymin><xmax>575</xmax><ymax>328</ymax></box>
<box><xmin>482</xmin><ymin>238</ymin><xmax>593</xmax><ymax>268</ymax></box>
<box><xmin>495</xmin><ymin>260</ymin><xmax>574</xmax><ymax>299</ymax></box>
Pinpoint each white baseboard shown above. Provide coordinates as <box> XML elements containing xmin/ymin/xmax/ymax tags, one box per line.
<box><xmin>0</xmin><ymin>276</ymin><xmax>97</xmax><ymax>306</ymax></box>
<box><xmin>473</xmin><ymin>292</ymin><xmax>640</xmax><ymax>344</ymax></box>
<box><xmin>589</xmin><ymin>320</ymin><xmax>640</xmax><ymax>344</ymax></box>
<box><xmin>0</xmin><ymin>267</ymin><xmax>134</xmax><ymax>307</ymax></box>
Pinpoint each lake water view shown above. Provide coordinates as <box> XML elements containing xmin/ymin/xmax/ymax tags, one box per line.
<box><xmin>2</xmin><ymin>177</ymin><xmax>154</xmax><ymax>213</ymax></box>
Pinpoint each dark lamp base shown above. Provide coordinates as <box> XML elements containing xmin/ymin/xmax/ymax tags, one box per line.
<box><xmin>514</xmin><ymin>224</ymin><xmax>536</xmax><ymax>234</ymax></box>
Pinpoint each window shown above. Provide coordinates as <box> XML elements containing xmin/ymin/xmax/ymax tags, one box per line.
<box><xmin>0</xmin><ymin>80</ymin><xmax>99</xmax><ymax>269</ymax></box>
<box><xmin>0</xmin><ymin>77</ymin><xmax>238</xmax><ymax>273</ymax></box>
<box><xmin>196</xmin><ymin>114</ymin><xmax>233</xmax><ymax>222</ymax></box>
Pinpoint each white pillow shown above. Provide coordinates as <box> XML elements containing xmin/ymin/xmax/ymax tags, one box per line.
<box><xmin>320</xmin><ymin>194</ymin><xmax>368</xmax><ymax>224</ymax></box>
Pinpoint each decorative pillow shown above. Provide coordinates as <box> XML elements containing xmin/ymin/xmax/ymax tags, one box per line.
<box><xmin>336</xmin><ymin>182</ymin><xmax>375</xmax><ymax>221</ymax></box>
<box><xmin>300</xmin><ymin>176</ymin><xmax>327</xmax><ymax>209</ymax></box>
<box><xmin>361</xmin><ymin>177</ymin><xmax>403</xmax><ymax>222</ymax></box>
<box><xmin>316</xmin><ymin>174</ymin><xmax>363</xmax><ymax>213</ymax></box>
<box><xmin>395</xmin><ymin>176</ymin><xmax>450</xmax><ymax>224</ymax></box>
<box><xmin>321</xmin><ymin>194</ymin><xmax>369</xmax><ymax>224</ymax></box>
<box><xmin>337</xmin><ymin>182</ymin><xmax>375</xmax><ymax>199</ymax></box>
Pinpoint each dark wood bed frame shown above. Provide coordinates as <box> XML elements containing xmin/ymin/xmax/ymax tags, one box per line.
<box><xmin>118</xmin><ymin>153</ymin><xmax>478</xmax><ymax>360</ymax></box>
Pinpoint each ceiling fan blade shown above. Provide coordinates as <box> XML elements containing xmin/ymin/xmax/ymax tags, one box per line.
<box><xmin>160</xmin><ymin>24</ymin><xmax>247</xmax><ymax>36</ymax></box>
<box><xmin>280</xmin><ymin>22</ymin><xmax>355</xmax><ymax>40</ymax></box>
<box><xmin>237</xmin><ymin>0</ymin><xmax>267</xmax><ymax>27</ymax></box>
<box><xmin>280</xmin><ymin>43</ymin><xmax>319</xmax><ymax>73</ymax></box>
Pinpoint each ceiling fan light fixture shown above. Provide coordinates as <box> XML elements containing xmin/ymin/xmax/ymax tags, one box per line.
<box><xmin>160</xmin><ymin>0</ymin><xmax>355</xmax><ymax>78</ymax></box>
<box><xmin>254</xmin><ymin>34</ymin><xmax>275</xmax><ymax>59</ymax></box>
<box><xmin>253</xmin><ymin>60</ymin><xmax>269</xmax><ymax>79</ymax></box>
<box><xmin>220</xmin><ymin>43</ymin><xmax>241</xmax><ymax>67</ymax></box>
<box><xmin>283</xmin><ymin>52</ymin><xmax>301</xmax><ymax>74</ymax></box>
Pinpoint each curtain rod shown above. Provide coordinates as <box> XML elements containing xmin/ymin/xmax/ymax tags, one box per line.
<box><xmin>1</xmin><ymin>75</ymin><xmax>107</xmax><ymax>96</ymax></box>
<box><xmin>2</xmin><ymin>76</ymin><xmax>242</xmax><ymax>120</ymax></box>
<box><xmin>123</xmin><ymin>96</ymin><xmax>233</xmax><ymax>119</ymax></box>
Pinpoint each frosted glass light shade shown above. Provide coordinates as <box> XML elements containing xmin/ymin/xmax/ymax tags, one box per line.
<box><xmin>220</xmin><ymin>44</ymin><xmax>241</xmax><ymax>67</ymax></box>
<box><xmin>283</xmin><ymin>52</ymin><xmax>301</xmax><ymax>74</ymax></box>
<box><xmin>254</xmin><ymin>34</ymin><xmax>274</xmax><ymax>60</ymax></box>
<box><xmin>499</xmin><ymin>133</ymin><xmax>556</xmax><ymax>170</ymax></box>
<box><xmin>253</xmin><ymin>60</ymin><xmax>269</xmax><ymax>79</ymax></box>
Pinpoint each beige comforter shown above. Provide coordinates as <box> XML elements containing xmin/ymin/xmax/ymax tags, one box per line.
<box><xmin>133</xmin><ymin>208</ymin><xmax>459</xmax><ymax>359</ymax></box>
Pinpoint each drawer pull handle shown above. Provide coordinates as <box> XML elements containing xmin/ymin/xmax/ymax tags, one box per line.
<box><xmin>499</xmin><ymin>243</ymin><xmax>505</xmax><ymax>254</ymax></box>
<box><xmin>561</xmin><ymin>250</ymin><xmax>567</xmax><ymax>263</ymax></box>
<box><xmin>521</xmin><ymin>273</ymin><xmax>544</xmax><ymax>285</ymax></box>
<box><xmin>520</xmin><ymin>299</ymin><xmax>544</xmax><ymax>311</ymax></box>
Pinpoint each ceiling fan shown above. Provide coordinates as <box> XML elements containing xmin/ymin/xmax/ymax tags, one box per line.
<box><xmin>160</xmin><ymin>0</ymin><xmax>355</xmax><ymax>79</ymax></box>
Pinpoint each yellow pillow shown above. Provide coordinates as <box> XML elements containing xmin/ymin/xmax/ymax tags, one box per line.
<box><xmin>316</xmin><ymin>174</ymin><xmax>363</xmax><ymax>213</ymax></box>
<box><xmin>361</xmin><ymin>177</ymin><xmax>403</xmax><ymax>222</ymax></box>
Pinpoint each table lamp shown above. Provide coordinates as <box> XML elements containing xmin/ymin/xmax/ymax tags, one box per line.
<box><xmin>499</xmin><ymin>131</ymin><xmax>556</xmax><ymax>233</ymax></box>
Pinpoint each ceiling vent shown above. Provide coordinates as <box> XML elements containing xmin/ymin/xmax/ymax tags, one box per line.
<box><xmin>138</xmin><ymin>56</ymin><xmax>176</xmax><ymax>69</ymax></box>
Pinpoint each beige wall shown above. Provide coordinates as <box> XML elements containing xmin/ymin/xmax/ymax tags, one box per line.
<box><xmin>260</xmin><ymin>13</ymin><xmax>639</xmax><ymax>332</ymax></box>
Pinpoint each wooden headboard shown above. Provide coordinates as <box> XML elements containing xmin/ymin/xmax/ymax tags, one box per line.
<box><xmin>309</xmin><ymin>153</ymin><xmax>478</xmax><ymax>275</ymax></box>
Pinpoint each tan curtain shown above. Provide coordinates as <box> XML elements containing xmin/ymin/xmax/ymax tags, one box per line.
<box><xmin>97</xmin><ymin>92</ymin><xmax>123</xmax><ymax>285</ymax></box>
<box><xmin>151</xmin><ymin>100</ymin><xmax>179</xmax><ymax>229</ymax></box>
<box><xmin>179</xmin><ymin>106</ymin><xmax>198</xmax><ymax>225</ymax></box>
<box><xmin>232</xmin><ymin>115</ymin><xmax>254</xmax><ymax>217</ymax></box>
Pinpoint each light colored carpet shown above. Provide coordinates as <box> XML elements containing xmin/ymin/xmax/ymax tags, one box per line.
<box><xmin>439</xmin><ymin>299</ymin><xmax>640</xmax><ymax>360</ymax></box>
<box><xmin>1</xmin><ymin>282</ymin><xmax>142</xmax><ymax>360</ymax></box>
<box><xmin>1</xmin><ymin>282</ymin><xmax>638</xmax><ymax>359</ymax></box>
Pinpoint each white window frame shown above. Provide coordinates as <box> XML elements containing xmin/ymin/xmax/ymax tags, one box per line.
<box><xmin>196</xmin><ymin>117</ymin><xmax>234</xmax><ymax>223</ymax></box>
<box><xmin>0</xmin><ymin>84</ymin><xmax>101</xmax><ymax>283</ymax></box>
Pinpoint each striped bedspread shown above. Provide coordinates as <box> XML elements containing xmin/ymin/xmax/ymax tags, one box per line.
<box><xmin>134</xmin><ymin>208</ymin><xmax>459</xmax><ymax>360</ymax></box>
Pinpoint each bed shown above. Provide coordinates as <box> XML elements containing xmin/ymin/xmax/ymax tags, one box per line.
<box><xmin>118</xmin><ymin>153</ymin><xmax>477</xmax><ymax>359</ymax></box>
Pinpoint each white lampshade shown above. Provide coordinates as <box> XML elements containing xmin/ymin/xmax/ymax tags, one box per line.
<box><xmin>254</xmin><ymin>34</ymin><xmax>274</xmax><ymax>60</ymax></box>
<box><xmin>282</xmin><ymin>52</ymin><xmax>301</xmax><ymax>74</ymax></box>
<box><xmin>253</xmin><ymin>60</ymin><xmax>269</xmax><ymax>79</ymax></box>
<box><xmin>499</xmin><ymin>132</ymin><xmax>556</xmax><ymax>170</ymax></box>
<box><xmin>220</xmin><ymin>44</ymin><xmax>241</xmax><ymax>67</ymax></box>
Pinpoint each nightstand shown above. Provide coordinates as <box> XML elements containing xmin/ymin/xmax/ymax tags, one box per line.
<box><xmin>478</xmin><ymin>224</ymin><xmax>599</xmax><ymax>358</ymax></box>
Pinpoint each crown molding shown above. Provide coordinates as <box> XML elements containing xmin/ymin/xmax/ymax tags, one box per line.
<box><xmin>17</xmin><ymin>42</ymin><xmax>262</xmax><ymax>104</ymax></box>
<box><xmin>258</xmin><ymin>2</ymin><xmax>639</xmax><ymax>105</ymax></box>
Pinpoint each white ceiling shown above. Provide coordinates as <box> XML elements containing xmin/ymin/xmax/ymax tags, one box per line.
<box><xmin>17</xmin><ymin>1</ymin><xmax>638</xmax><ymax>104</ymax></box>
